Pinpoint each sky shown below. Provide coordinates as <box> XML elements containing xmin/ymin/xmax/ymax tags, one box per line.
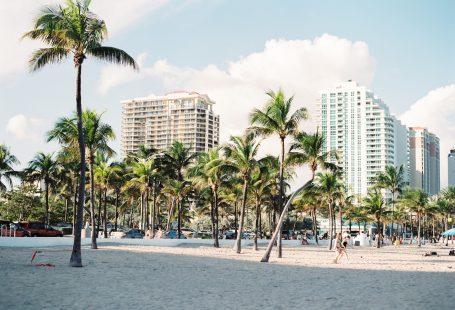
<box><xmin>1</xmin><ymin>0</ymin><xmax>454</xmax><ymax>187</ymax></box>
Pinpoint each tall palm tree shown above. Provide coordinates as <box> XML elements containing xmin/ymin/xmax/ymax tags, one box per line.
<box><xmin>94</xmin><ymin>154</ymin><xmax>120</xmax><ymax>238</ymax></box>
<box><xmin>189</xmin><ymin>148</ymin><xmax>228</xmax><ymax>247</ymax></box>
<box><xmin>0</xmin><ymin>144</ymin><xmax>20</xmax><ymax>192</ymax></box>
<box><xmin>224</xmin><ymin>133</ymin><xmax>260</xmax><ymax>254</ymax></box>
<box><xmin>249</xmin><ymin>89</ymin><xmax>308</xmax><ymax>258</ymax></box>
<box><xmin>162</xmin><ymin>141</ymin><xmax>197</xmax><ymax>182</ymax></box>
<box><xmin>127</xmin><ymin>158</ymin><xmax>159</xmax><ymax>231</ymax></box>
<box><xmin>25</xmin><ymin>152</ymin><xmax>59</xmax><ymax>225</ymax></box>
<box><xmin>48</xmin><ymin>110</ymin><xmax>115</xmax><ymax>249</ymax></box>
<box><xmin>316</xmin><ymin>171</ymin><xmax>344</xmax><ymax>250</ymax></box>
<box><xmin>24</xmin><ymin>0</ymin><xmax>137</xmax><ymax>267</ymax></box>
<box><xmin>162</xmin><ymin>180</ymin><xmax>192</xmax><ymax>238</ymax></box>
<box><xmin>399</xmin><ymin>188</ymin><xmax>429</xmax><ymax>246</ymax></box>
<box><xmin>363</xmin><ymin>189</ymin><xmax>387</xmax><ymax>248</ymax></box>
<box><xmin>375</xmin><ymin>165</ymin><xmax>405</xmax><ymax>236</ymax></box>
<box><xmin>293</xmin><ymin>185</ymin><xmax>320</xmax><ymax>244</ymax></box>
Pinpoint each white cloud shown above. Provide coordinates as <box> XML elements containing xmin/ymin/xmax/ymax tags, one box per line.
<box><xmin>99</xmin><ymin>34</ymin><xmax>375</xmax><ymax>140</ymax></box>
<box><xmin>0</xmin><ymin>0</ymin><xmax>169</xmax><ymax>79</ymax></box>
<box><xmin>6</xmin><ymin>114</ymin><xmax>44</xmax><ymax>141</ymax></box>
<box><xmin>99</xmin><ymin>34</ymin><xmax>376</xmax><ymax>186</ymax></box>
<box><xmin>400</xmin><ymin>84</ymin><xmax>455</xmax><ymax>188</ymax></box>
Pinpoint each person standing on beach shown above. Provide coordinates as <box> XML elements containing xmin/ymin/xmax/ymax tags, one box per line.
<box><xmin>334</xmin><ymin>233</ymin><xmax>347</xmax><ymax>263</ymax></box>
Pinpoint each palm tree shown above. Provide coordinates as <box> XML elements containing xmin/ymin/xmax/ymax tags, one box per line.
<box><xmin>375</xmin><ymin>165</ymin><xmax>405</xmax><ymax>236</ymax></box>
<box><xmin>224</xmin><ymin>133</ymin><xmax>260</xmax><ymax>254</ymax></box>
<box><xmin>127</xmin><ymin>158</ymin><xmax>159</xmax><ymax>231</ymax></box>
<box><xmin>25</xmin><ymin>152</ymin><xmax>59</xmax><ymax>225</ymax></box>
<box><xmin>316</xmin><ymin>171</ymin><xmax>344</xmax><ymax>250</ymax></box>
<box><xmin>48</xmin><ymin>110</ymin><xmax>115</xmax><ymax>250</ymax></box>
<box><xmin>189</xmin><ymin>148</ymin><xmax>228</xmax><ymax>247</ymax></box>
<box><xmin>363</xmin><ymin>189</ymin><xmax>387</xmax><ymax>248</ymax></box>
<box><xmin>0</xmin><ymin>144</ymin><xmax>20</xmax><ymax>192</ymax></box>
<box><xmin>400</xmin><ymin>188</ymin><xmax>429</xmax><ymax>246</ymax></box>
<box><xmin>162</xmin><ymin>180</ymin><xmax>192</xmax><ymax>238</ymax></box>
<box><xmin>249</xmin><ymin>89</ymin><xmax>308</xmax><ymax>258</ymax></box>
<box><xmin>162</xmin><ymin>141</ymin><xmax>197</xmax><ymax>182</ymax></box>
<box><xmin>94</xmin><ymin>154</ymin><xmax>120</xmax><ymax>238</ymax></box>
<box><xmin>24</xmin><ymin>0</ymin><xmax>137</xmax><ymax>267</ymax></box>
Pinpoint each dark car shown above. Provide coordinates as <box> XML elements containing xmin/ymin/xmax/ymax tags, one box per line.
<box><xmin>0</xmin><ymin>220</ymin><xmax>30</xmax><ymax>237</ymax></box>
<box><xmin>121</xmin><ymin>229</ymin><xmax>145</xmax><ymax>239</ymax></box>
<box><xmin>19</xmin><ymin>222</ymin><xmax>63</xmax><ymax>237</ymax></box>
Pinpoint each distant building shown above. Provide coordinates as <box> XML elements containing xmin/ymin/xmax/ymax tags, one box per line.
<box><xmin>448</xmin><ymin>149</ymin><xmax>455</xmax><ymax>186</ymax></box>
<box><xmin>316</xmin><ymin>81</ymin><xmax>409</xmax><ymax>198</ymax></box>
<box><xmin>408</xmin><ymin>127</ymin><xmax>440</xmax><ymax>195</ymax></box>
<box><xmin>121</xmin><ymin>91</ymin><xmax>220</xmax><ymax>157</ymax></box>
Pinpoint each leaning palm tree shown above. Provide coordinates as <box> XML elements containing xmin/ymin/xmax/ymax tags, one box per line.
<box><xmin>25</xmin><ymin>152</ymin><xmax>59</xmax><ymax>225</ymax></box>
<box><xmin>48</xmin><ymin>110</ymin><xmax>115</xmax><ymax>250</ymax></box>
<box><xmin>162</xmin><ymin>179</ymin><xmax>192</xmax><ymax>239</ymax></box>
<box><xmin>363</xmin><ymin>189</ymin><xmax>387</xmax><ymax>248</ymax></box>
<box><xmin>249</xmin><ymin>89</ymin><xmax>308</xmax><ymax>258</ymax></box>
<box><xmin>0</xmin><ymin>144</ymin><xmax>20</xmax><ymax>192</ymax></box>
<box><xmin>375</xmin><ymin>165</ymin><xmax>405</xmax><ymax>236</ymax></box>
<box><xmin>24</xmin><ymin>0</ymin><xmax>137</xmax><ymax>267</ymax></box>
<box><xmin>224</xmin><ymin>133</ymin><xmax>260</xmax><ymax>254</ymax></box>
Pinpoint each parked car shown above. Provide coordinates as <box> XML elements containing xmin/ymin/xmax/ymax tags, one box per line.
<box><xmin>121</xmin><ymin>229</ymin><xmax>145</xmax><ymax>239</ymax></box>
<box><xmin>0</xmin><ymin>220</ymin><xmax>30</xmax><ymax>237</ymax></box>
<box><xmin>19</xmin><ymin>222</ymin><xmax>64</xmax><ymax>237</ymax></box>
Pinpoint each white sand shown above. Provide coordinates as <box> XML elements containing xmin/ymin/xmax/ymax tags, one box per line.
<box><xmin>1</xmin><ymin>241</ymin><xmax>454</xmax><ymax>309</ymax></box>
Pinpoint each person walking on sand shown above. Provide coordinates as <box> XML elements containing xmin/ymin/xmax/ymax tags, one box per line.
<box><xmin>334</xmin><ymin>233</ymin><xmax>348</xmax><ymax>263</ymax></box>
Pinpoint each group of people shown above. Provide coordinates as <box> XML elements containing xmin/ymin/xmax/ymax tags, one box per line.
<box><xmin>145</xmin><ymin>226</ymin><xmax>163</xmax><ymax>239</ymax></box>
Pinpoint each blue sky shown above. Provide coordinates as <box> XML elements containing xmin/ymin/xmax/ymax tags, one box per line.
<box><xmin>1</xmin><ymin>0</ymin><xmax>454</xmax><ymax>186</ymax></box>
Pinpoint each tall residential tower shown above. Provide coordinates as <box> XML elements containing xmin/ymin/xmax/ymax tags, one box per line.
<box><xmin>121</xmin><ymin>91</ymin><xmax>220</xmax><ymax>157</ymax></box>
<box><xmin>316</xmin><ymin>81</ymin><xmax>409</xmax><ymax>198</ymax></box>
<box><xmin>449</xmin><ymin>149</ymin><xmax>455</xmax><ymax>186</ymax></box>
<box><xmin>408</xmin><ymin>127</ymin><xmax>440</xmax><ymax>195</ymax></box>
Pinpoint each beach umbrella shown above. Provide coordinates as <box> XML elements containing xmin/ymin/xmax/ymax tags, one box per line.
<box><xmin>441</xmin><ymin>228</ymin><xmax>455</xmax><ymax>237</ymax></box>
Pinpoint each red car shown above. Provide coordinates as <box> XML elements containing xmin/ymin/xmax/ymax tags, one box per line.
<box><xmin>19</xmin><ymin>222</ymin><xmax>63</xmax><ymax>237</ymax></box>
<box><xmin>0</xmin><ymin>220</ymin><xmax>30</xmax><ymax>237</ymax></box>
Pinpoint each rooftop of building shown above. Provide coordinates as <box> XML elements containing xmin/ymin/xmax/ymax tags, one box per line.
<box><xmin>121</xmin><ymin>91</ymin><xmax>215</xmax><ymax>104</ymax></box>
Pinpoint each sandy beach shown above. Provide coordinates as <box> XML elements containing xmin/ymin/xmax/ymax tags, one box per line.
<box><xmin>1</xmin><ymin>240</ymin><xmax>454</xmax><ymax>310</ymax></box>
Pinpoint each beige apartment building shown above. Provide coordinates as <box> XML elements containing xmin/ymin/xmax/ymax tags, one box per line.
<box><xmin>121</xmin><ymin>91</ymin><xmax>219</xmax><ymax>157</ymax></box>
<box><xmin>409</xmin><ymin>127</ymin><xmax>440</xmax><ymax>195</ymax></box>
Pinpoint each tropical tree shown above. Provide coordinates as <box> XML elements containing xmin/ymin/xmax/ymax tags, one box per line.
<box><xmin>399</xmin><ymin>188</ymin><xmax>429</xmax><ymax>246</ymax></box>
<box><xmin>363</xmin><ymin>189</ymin><xmax>387</xmax><ymax>248</ymax></box>
<box><xmin>25</xmin><ymin>152</ymin><xmax>59</xmax><ymax>225</ymax></box>
<box><xmin>315</xmin><ymin>171</ymin><xmax>344</xmax><ymax>250</ymax></box>
<box><xmin>224</xmin><ymin>133</ymin><xmax>260</xmax><ymax>254</ymax></box>
<box><xmin>162</xmin><ymin>180</ymin><xmax>192</xmax><ymax>238</ymax></box>
<box><xmin>94</xmin><ymin>154</ymin><xmax>120</xmax><ymax>238</ymax></box>
<box><xmin>189</xmin><ymin>148</ymin><xmax>228</xmax><ymax>247</ymax></box>
<box><xmin>0</xmin><ymin>144</ymin><xmax>20</xmax><ymax>192</ymax></box>
<box><xmin>375</xmin><ymin>165</ymin><xmax>405</xmax><ymax>235</ymax></box>
<box><xmin>162</xmin><ymin>141</ymin><xmax>197</xmax><ymax>182</ymax></box>
<box><xmin>249</xmin><ymin>88</ymin><xmax>308</xmax><ymax>258</ymax></box>
<box><xmin>24</xmin><ymin>0</ymin><xmax>137</xmax><ymax>267</ymax></box>
<box><xmin>48</xmin><ymin>110</ymin><xmax>115</xmax><ymax>249</ymax></box>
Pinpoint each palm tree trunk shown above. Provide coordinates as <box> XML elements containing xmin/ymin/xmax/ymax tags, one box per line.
<box><xmin>103</xmin><ymin>188</ymin><xmax>108</xmax><ymax>238</ymax></box>
<box><xmin>177</xmin><ymin>199</ymin><xmax>181</xmax><ymax>239</ymax></box>
<box><xmin>151</xmin><ymin>182</ymin><xmax>156</xmax><ymax>238</ymax></box>
<box><xmin>97</xmin><ymin>189</ymin><xmax>102</xmax><ymax>233</ymax></box>
<box><xmin>166</xmin><ymin>199</ymin><xmax>174</xmax><ymax>233</ymax></box>
<box><xmin>261</xmin><ymin>179</ymin><xmax>313</xmax><ymax>262</ymax></box>
<box><xmin>328</xmin><ymin>202</ymin><xmax>333</xmax><ymax>250</ymax></box>
<box><xmin>417</xmin><ymin>213</ymin><xmax>421</xmax><ymax>246</ymax></box>
<box><xmin>277</xmin><ymin>137</ymin><xmax>285</xmax><ymax>258</ymax></box>
<box><xmin>377</xmin><ymin>219</ymin><xmax>381</xmax><ymax>248</ymax></box>
<box><xmin>45</xmin><ymin>181</ymin><xmax>49</xmax><ymax>225</ymax></box>
<box><xmin>139</xmin><ymin>192</ymin><xmax>144</xmax><ymax>230</ymax></box>
<box><xmin>234</xmin><ymin>200</ymin><xmax>238</xmax><ymax>238</ymax></box>
<box><xmin>72</xmin><ymin>185</ymin><xmax>77</xmax><ymax>237</ymax></box>
<box><xmin>88</xmin><ymin>160</ymin><xmax>98</xmax><ymax>249</ymax></box>
<box><xmin>234</xmin><ymin>179</ymin><xmax>248</xmax><ymax>254</ymax></box>
<box><xmin>213</xmin><ymin>189</ymin><xmax>220</xmax><ymax>248</ymax></box>
<box><xmin>254</xmin><ymin>199</ymin><xmax>260</xmax><ymax>251</ymax></box>
<box><xmin>115</xmin><ymin>190</ymin><xmax>119</xmax><ymax>231</ymax></box>
<box><xmin>339</xmin><ymin>206</ymin><xmax>343</xmax><ymax>235</ymax></box>
<box><xmin>312</xmin><ymin>207</ymin><xmax>319</xmax><ymax>245</ymax></box>
<box><xmin>70</xmin><ymin>63</ymin><xmax>86</xmax><ymax>267</ymax></box>
<box><xmin>64</xmin><ymin>198</ymin><xmax>69</xmax><ymax>223</ymax></box>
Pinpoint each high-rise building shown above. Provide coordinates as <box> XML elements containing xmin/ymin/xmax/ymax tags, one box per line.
<box><xmin>121</xmin><ymin>91</ymin><xmax>220</xmax><ymax>157</ymax></box>
<box><xmin>316</xmin><ymin>81</ymin><xmax>409</xmax><ymax>198</ymax></box>
<box><xmin>448</xmin><ymin>149</ymin><xmax>455</xmax><ymax>186</ymax></box>
<box><xmin>408</xmin><ymin>127</ymin><xmax>440</xmax><ymax>195</ymax></box>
